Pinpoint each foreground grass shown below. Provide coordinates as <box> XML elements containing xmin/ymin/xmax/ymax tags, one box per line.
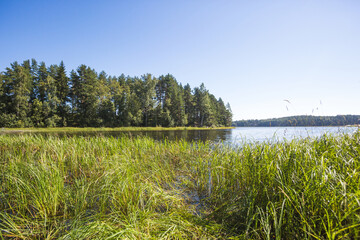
<box><xmin>1</xmin><ymin>126</ymin><xmax>234</xmax><ymax>133</ymax></box>
<box><xmin>0</xmin><ymin>132</ymin><xmax>359</xmax><ymax>239</ymax></box>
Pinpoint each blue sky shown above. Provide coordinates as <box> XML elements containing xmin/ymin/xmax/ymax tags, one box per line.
<box><xmin>1</xmin><ymin>0</ymin><xmax>359</xmax><ymax>120</ymax></box>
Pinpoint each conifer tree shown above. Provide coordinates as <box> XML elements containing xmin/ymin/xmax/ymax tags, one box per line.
<box><xmin>55</xmin><ymin>61</ymin><xmax>70</xmax><ymax>126</ymax></box>
<box><xmin>0</xmin><ymin>59</ymin><xmax>232</xmax><ymax>127</ymax></box>
<box><xmin>194</xmin><ymin>83</ymin><xmax>212</xmax><ymax>126</ymax></box>
<box><xmin>37</xmin><ymin>62</ymin><xmax>48</xmax><ymax>103</ymax></box>
<box><xmin>183</xmin><ymin>84</ymin><xmax>194</xmax><ymax>126</ymax></box>
<box><xmin>42</xmin><ymin>75</ymin><xmax>61</xmax><ymax>127</ymax></box>
<box><xmin>140</xmin><ymin>74</ymin><xmax>157</xmax><ymax>126</ymax></box>
<box><xmin>3</xmin><ymin>62</ymin><xmax>33</xmax><ymax>126</ymax></box>
<box><xmin>225</xmin><ymin>103</ymin><xmax>233</xmax><ymax>126</ymax></box>
<box><xmin>70</xmin><ymin>65</ymin><xmax>100</xmax><ymax>126</ymax></box>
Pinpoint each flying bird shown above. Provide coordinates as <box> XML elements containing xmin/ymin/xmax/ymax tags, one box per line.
<box><xmin>283</xmin><ymin>99</ymin><xmax>291</xmax><ymax>104</ymax></box>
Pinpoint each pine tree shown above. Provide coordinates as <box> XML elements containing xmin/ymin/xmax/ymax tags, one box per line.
<box><xmin>107</xmin><ymin>75</ymin><xmax>123</xmax><ymax>126</ymax></box>
<box><xmin>55</xmin><ymin>61</ymin><xmax>70</xmax><ymax>126</ymax></box>
<box><xmin>70</xmin><ymin>65</ymin><xmax>101</xmax><ymax>126</ymax></box>
<box><xmin>225</xmin><ymin>103</ymin><xmax>233</xmax><ymax>126</ymax></box>
<box><xmin>44</xmin><ymin>75</ymin><xmax>61</xmax><ymax>127</ymax></box>
<box><xmin>193</xmin><ymin>83</ymin><xmax>212</xmax><ymax>127</ymax></box>
<box><xmin>168</xmin><ymin>81</ymin><xmax>186</xmax><ymax>126</ymax></box>
<box><xmin>183</xmin><ymin>84</ymin><xmax>194</xmax><ymax>126</ymax></box>
<box><xmin>140</xmin><ymin>74</ymin><xmax>157</xmax><ymax>126</ymax></box>
<box><xmin>3</xmin><ymin>62</ymin><xmax>33</xmax><ymax>126</ymax></box>
<box><xmin>37</xmin><ymin>62</ymin><xmax>48</xmax><ymax>103</ymax></box>
<box><xmin>0</xmin><ymin>59</ymin><xmax>232</xmax><ymax>127</ymax></box>
<box><xmin>0</xmin><ymin>71</ymin><xmax>6</xmax><ymax>113</ymax></box>
<box><xmin>155</xmin><ymin>74</ymin><xmax>186</xmax><ymax>126</ymax></box>
<box><xmin>125</xmin><ymin>77</ymin><xmax>143</xmax><ymax>126</ymax></box>
<box><xmin>117</xmin><ymin>75</ymin><xmax>131</xmax><ymax>126</ymax></box>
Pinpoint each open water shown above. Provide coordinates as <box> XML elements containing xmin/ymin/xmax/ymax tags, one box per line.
<box><xmin>4</xmin><ymin>126</ymin><xmax>358</xmax><ymax>144</ymax></box>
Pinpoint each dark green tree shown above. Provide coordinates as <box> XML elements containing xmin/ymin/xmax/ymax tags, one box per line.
<box><xmin>0</xmin><ymin>59</ymin><xmax>232</xmax><ymax>128</ymax></box>
<box><xmin>140</xmin><ymin>74</ymin><xmax>157</xmax><ymax>126</ymax></box>
<box><xmin>167</xmin><ymin>81</ymin><xmax>186</xmax><ymax>126</ymax></box>
<box><xmin>37</xmin><ymin>62</ymin><xmax>48</xmax><ymax>103</ymax></box>
<box><xmin>183</xmin><ymin>84</ymin><xmax>194</xmax><ymax>126</ymax></box>
<box><xmin>54</xmin><ymin>61</ymin><xmax>70</xmax><ymax>126</ymax></box>
<box><xmin>2</xmin><ymin>61</ymin><xmax>33</xmax><ymax>127</ymax></box>
<box><xmin>70</xmin><ymin>65</ymin><xmax>101</xmax><ymax>126</ymax></box>
<box><xmin>193</xmin><ymin>83</ymin><xmax>213</xmax><ymax>126</ymax></box>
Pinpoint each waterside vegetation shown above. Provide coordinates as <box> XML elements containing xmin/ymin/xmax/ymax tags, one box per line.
<box><xmin>1</xmin><ymin>131</ymin><xmax>359</xmax><ymax>239</ymax></box>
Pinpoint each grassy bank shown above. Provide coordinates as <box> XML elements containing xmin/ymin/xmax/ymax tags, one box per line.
<box><xmin>1</xmin><ymin>126</ymin><xmax>234</xmax><ymax>133</ymax></box>
<box><xmin>0</xmin><ymin>132</ymin><xmax>359</xmax><ymax>239</ymax></box>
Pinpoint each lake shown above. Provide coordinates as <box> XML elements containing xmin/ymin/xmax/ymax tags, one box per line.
<box><xmin>5</xmin><ymin>126</ymin><xmax>358</xmax><ymax>144</ymax></box>
<box><xmin>125</xmin><ymin>126</ymin><xmax>358</xmax><ymax>143</ymax></box>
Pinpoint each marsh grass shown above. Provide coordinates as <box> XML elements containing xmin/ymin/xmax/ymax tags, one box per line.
<box><xmin>0</xmin><ymin>131</ymin><xmax>359</xmax><ymax>239</ymax></box>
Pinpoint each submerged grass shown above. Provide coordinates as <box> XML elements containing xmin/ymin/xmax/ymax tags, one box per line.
<box><xmin>0</xmin><ymin>131</ymin><xmax>359</xmax><ymax>239</ymax></box>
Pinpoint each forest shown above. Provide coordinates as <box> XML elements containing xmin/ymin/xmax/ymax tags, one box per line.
<box><xmin>233</xmin><ymin>115</ymin><xmax>360</xmax><ymax>127</ymax></box>
<box><xmin>0</xmin><ymin>59</ymin><xmax>232</xmax><ymax>128</ymax></box>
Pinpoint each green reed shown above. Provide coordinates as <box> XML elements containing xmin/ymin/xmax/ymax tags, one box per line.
<box><xmin>0</xmin><ymin>131</ymin><xmax>359</xmax><ymax>239</ymax></box>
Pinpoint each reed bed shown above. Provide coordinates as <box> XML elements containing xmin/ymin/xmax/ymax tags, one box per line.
<box><xmin>0</xmin><ymin>131</ymin><xmax>359</xmax><ymax>239</ymax></box>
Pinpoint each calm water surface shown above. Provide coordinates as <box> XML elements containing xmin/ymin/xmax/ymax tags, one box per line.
<box><xmin>125</xmin><ymin>126</ymin><xmax>358</xmax><ymax>143</ymax></box>
<box><xmin>229</xmin><ymin>126</ymin><xmax>358</xmax><ymax>143</ymax></box>
<box><xmin>6</xmin><ymin>126</ymin><xmax>358</xmax><ymax>144</ymax></box>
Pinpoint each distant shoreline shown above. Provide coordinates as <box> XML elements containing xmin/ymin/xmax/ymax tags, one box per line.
<box><xmin>233</xmin><ymin>125</ymin><xmax>359</xmax><ymax>128</ymax></box>
<box><xmin>233</xmin><ymin>115</ymin><xmax>360</xmax><ymax>127</ymax></box>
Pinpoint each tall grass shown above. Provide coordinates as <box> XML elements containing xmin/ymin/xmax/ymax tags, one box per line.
<box><xmin>0</xmin><ymin>131</ymin><xmax>359</xmax><ymax>239</ymax></box>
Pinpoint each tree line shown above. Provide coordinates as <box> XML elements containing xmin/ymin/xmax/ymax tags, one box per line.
<box><xmin>0</xmin><ymin>59</ymin><xmax>232</xmax><ymax>128</ymax></box>
<box><xmin>233</xmin><ymin>115</ymin><xmax>360</xmax><ymax>127</ymax></box>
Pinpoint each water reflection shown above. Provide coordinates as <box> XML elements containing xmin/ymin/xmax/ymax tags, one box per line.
<box><xmin>125</xmin><ymin>129</ymin><xmax>232</xmax><ymax>142</ymax></box>
<box><xmin>2</xmin><ymin>129</ymin><xmax>232</xmax><ymax>142</ymax></box>
<box><xmin>2</xmin><ymin>127</ymin><xmax>358</xmax><ymax>144</ymax></box>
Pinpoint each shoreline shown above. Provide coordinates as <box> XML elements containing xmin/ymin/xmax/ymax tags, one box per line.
<box><xmin>1</xmin><ymin>126</ymin><xmax>234</xmax><ymax>133</ymax></box>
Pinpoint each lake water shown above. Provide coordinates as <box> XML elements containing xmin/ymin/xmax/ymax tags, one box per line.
<box><xmin>129</xmin><ymin>126</ymin><xmax>358</xmax><ymax>144</ymax></box>
<box><xmin>7</xmin><ymin>126</ymin><xmax>358</xmax><ymax>144</ymax></box>
<box><xmin>228</xmin><ymin>126</ymin><xmax>358</xmax><ymax>143</ymax></box>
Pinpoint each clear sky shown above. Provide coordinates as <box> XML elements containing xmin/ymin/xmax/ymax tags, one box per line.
<box><xmin>1</xmin><ymin>0</ymin><xmax>360</xmax><ymax>120</ymax></box>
